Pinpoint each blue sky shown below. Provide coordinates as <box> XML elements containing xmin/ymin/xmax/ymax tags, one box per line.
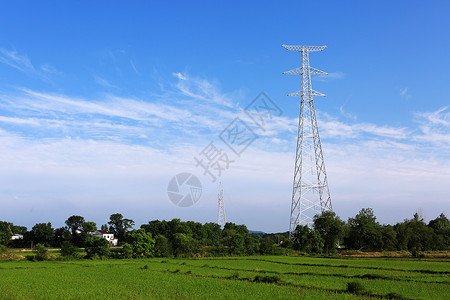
<box><xmin>0</xmin><ymin>1</ymin><xmax>449</xmax><ymax>232</ymax></box>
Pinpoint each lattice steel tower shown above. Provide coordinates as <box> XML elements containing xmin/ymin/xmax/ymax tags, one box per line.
<box><xmin>282</xmin><ymin>44</ymin><xmax>333</xmax><ymax>238</ymax></box>
<box><xmin>217</xmin><ymin>182</ymin><xmax>226</xmax><ymax>227</ymax></box>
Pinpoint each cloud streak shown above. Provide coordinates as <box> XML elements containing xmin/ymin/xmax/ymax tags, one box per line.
<box><xmin>0</xmin><ymin>48</ymin><xmax>59</xmax><ymax>81</ymax></box>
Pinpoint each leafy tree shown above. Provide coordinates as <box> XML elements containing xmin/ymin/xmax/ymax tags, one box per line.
<box><xmin>8</xmin><ymin>223</ymin><xmax>27</xmax><ymax>235</ymax></box>
<box><xmin>172</xmin><ymin>233</ymin><xmax>198</xmax><ymax>256</ymax></box>
<box><xmin>222</xmin><ymin>230</ymin><xmax>244</xmax><ymax>255</ymax></box>
<box><xmin>85</xmin><ymin>237</ymin><xmax>110</xmax><ymax>259</ymax></box>
<box><xmin>203</xmin><ymin>222</ymin><xmax>221</xmax><ymax>246</ymax></box>
<box><xmin>125</xmin><ymin>229</ymin><xmax>156</xmax><ymax>258</ymax></box>
<box><xmin>168</xmin><ymin>219</ymin><xmax>192</xmax><ymax>237</ymax></box>
<box><xmin>33</xmin><ymin>243</ymin><xmax>48</xmax><ymax>261</ymax></box>
<box><xmin>72</xmin><ymin>231</ymin><xmax>90</xmax><ymax>248</ymax></box>
<box><xmin>380</xmin><ymin>224</ymin><xmax>397</xmax><ymax>251</ymax></box>
<box><xmin>186</xmin><ymin>221</ymin><xmax>206</xmax><ymax>241</ymax></box>
<box><xmin>292</xmin><ymin>225</ymin><xmax>324</xmax><ymax>253</ymax></box>
<box><xmin>120</xmin><ymin>243</ymin><xmax>133</xmax><ymax>259</ymax></box>
<box><xmin>155</xmin><ymin>235</ymin><xmax>172</xmax><ymax>257</ymax></box>
<box><xmin>244</xmin><ymin>235</ymin><xmax>258</xmax><ymax>255</ymax></box>
<box><xmin>53</xmin><ymin>227</ymin><xmax>72</xmax><ymax>247</ymax></box>
<box><xmin>395</xmin><ymin>213</ymin><xmax>437</xmax><ymax>251</ymax></box>
<box><xmin>108</xmin><ymin>213</ymin><xmax>135</xmax><ymax>241</ymax></box>
<box><xmin>101</xmin><ymin>224</ymin><xmax>108</xmax><ymax>231</ymax></box>
<box><xmin>345</xmin><ymin>208</ymin><xmax>383</xmax><ymax>250</ymax></box>
<box><xmin>259</xmin><ymin>237</ymin><xmax>276</xmax><ymax>254</ymax></box>
<box><xmin>0</xmin><ymin>221</ymin><xmax>12</xmax><ymax>246</ymax></box>
<box><xmin>313</xmin><ymin>211</ymin><xmax>344</xmax><ymax>254</ymax></box>
<box><xmin>60</xmin><ymin>241</ymin><xmax>79</xmax><ymax>258</ymax></box>
<box><xmin>30</xmin><ymin>223</ymin><xmax>54</xmax><ymax>246</ymax></box>
<box><xmin>428</xmin><ymin>213</ymin><xmax>450</xmax><ymax>248</ymax></box>
<box><xmin>82</xmin><ymin>221</ymin><xmax>97</xmax><ymax>233</ymax></box>
<box><xmin>65</xmin><ymin>215</ymin><xmax>85</xmax><ymax>234</ymax></box>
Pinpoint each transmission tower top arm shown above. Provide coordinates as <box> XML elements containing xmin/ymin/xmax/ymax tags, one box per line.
<box><xmin>282</xmin><ymin>45</ymin><xmax>327</xmax><ymax>52</ymax></box>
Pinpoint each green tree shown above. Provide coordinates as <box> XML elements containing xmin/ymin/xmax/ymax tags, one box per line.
<box><xmin>33</xmin><ymin>243</ymin><xmax>48</xmax><ymax>261</ymax></box>
<box><xmin>8</xmin><ymin>223</ymin><xmax>27</xmax><ymax>235</ymax></box>
<box><xmin>313</xmin><ymin>211</ymin><xmax>344</xmax><ymax>254</ymax></box>
<box><xmin>428</xmin><ymin>213</ymin><xmax>450</xmax><ymax>249</ymax></box>
<box><xmin>380</xmin><ymin>224</ymin><xmax>397</xmax><ymax>251</ymax></box>
<box><xmin>120</xmin><ymin>243</ymin><xmax>133</xmax><ymax>259</ymax></box>
<box><xmin>82</xmin><ymin>221</ymin><xmax>97</xmax><ymax>233</ymax></box>
<box><xmin>259</xmin><ymin>237</ymin><xmax>276</xmax><ymax>254</ymax></box>
<box><xmin>395</xmin><ymin>213</ymin><xmax>437</xmax><ymax>251</ymax></box>
<box><xmin>168</xmin><ymin>219</ymin><xmax>192</xmax><ymax>237</ymax></box>
<box><xmin>85</xmin><ymin>237</ymin><xmax>110</xmax><ymax>259</ymax></box>
<box><xmin>0</xmin><ymin>221</ymin><xmax>13</xmax><ymax>246</ymax></box>
<box><xmin>53</xmin><ymin>227</ymin><xmax>72</xmax><ymax>247</ymax></box>
<box><xmin>292</xmin><ymin>225</ymin><xmax>324</xmax><ymax>253</ymax></box>
<box><xmin>60</xmin><ymin>241</ymin><xmax>79</xmax><ymax>258</ymax></box>
<box><xmin>345</xmin><ymin>208</ymin><xmax>383</xmax><ymax>250</ymax></box>
<box><xmin>30</xmin><ymin>223</ymin><xmax>54</xmax><ymax>246</ymax></box>
<box><xmin>203</xmin><ymin>222</ymin><xmax>221</xmax><ymax>246</ymax></box>
<box><xmin>172</xmin><ymin>233</ymin><xmax>198</xmax><ymax>256</ymax></box>
<box><xmin>65</xmin><ymin>215</ymin><xmax>85</xmax><ymax>234</ymax></box>
<box><xmin>155</xmin><ymin>235</ymin><xmax>172</xmax><ymax>257</ymax></box>
<box><xmin>125</xmin><ymin>229</ymin><xmax>156</xmax><ymax>258</ymax></box>
<box><xmin>221</xmin><ymin>223</ymin><xmax>252</xmax><ymax>255</ymax></box>
<box><xmin>108</xmin><ymin>213</ymin><xmax>135</xmax><ymax>241</ymax></box>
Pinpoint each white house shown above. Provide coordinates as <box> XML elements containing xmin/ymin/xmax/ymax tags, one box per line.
<box><xmin>10</xmin><ymin>234</ymin><xmax>23</xmax><ymax>240</ymax></box>
<box><xmin>91</xmin><ymin>230</ymin><xmax>118</xmax><ymax>246</ymax></box>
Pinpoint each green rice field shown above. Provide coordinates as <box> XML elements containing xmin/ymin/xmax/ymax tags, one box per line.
<box><xmin>0</xmin><ymin>256</ymin><xmax>449</xmax><ymax>299</ymax></box>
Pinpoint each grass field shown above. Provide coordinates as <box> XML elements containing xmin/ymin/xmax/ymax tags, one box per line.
<box><xmin>0</xmin><ymin>256</ymin><xmax>449</xmax><ymax>299</ymax></box>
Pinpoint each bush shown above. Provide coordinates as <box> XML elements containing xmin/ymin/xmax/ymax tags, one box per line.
<box><xmin>411</xmin><ymin>249</ymin><xmax>425</xmax><ymax>258</ymax></box>
<box><xmin>33</xmin><ymin>243</ymin><xmax>48</xmax><ymax>261</ymax></box>
<box><xmin>347</xmin><ymin>281</ymin><xmax>365</xmax><ymax>294</ymax></box>
<box><xmin>60</xmin><ymin>241</ymin><xmax>79</xmax><ymax>258</ymax></box>
<box><xmin>85</xmin><ymin>237</ymin><xmax>110</xmax><ymax>259</ymax></box>
<box><xmin>121</xmin><ymin>243</ymin><xmax>133</xmax><ymax>259</ymax></box>
<box><xmin>253</xmin><ymin>275</ymin><xmax>280</xmax><ymax>284</ymax></box>
<box><xmin>0</xmin><ymin>244</ymin><xmax>7</xmax><ymax>252</ymax></box>
<box><xmin>385</xmin><ymin>292</ymin><xmax>406</xmax><ymax>299</ymax></box>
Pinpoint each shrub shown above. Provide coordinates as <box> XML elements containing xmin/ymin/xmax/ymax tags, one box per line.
<box><xmin>120</xmin><ymin>243</ymin><xmax>133</xmax><ymax>259</ymax></box>
<box><xmin>85</xmin><ymin>237</ymin><xmax>110</xmax><ymax>259</ymax></box>
<box><xmin>33</xmin><ymin>243</ymin><xmax>48</xmax><ymax>261</ymax></box>
<box><xmin>253</xmin><ymin>275</ymin><xmax>280</xmax><ymax>284</ymax></box>
<box><xmin>60</xmin><ymin>241</ymin><xmax>79</xmax><ymax>258</ymax></box>
<box><xmin>385</xmin><ymin>292</ymin><xmax>406</xmax><ymax>299</ymax></box>
<box><xmin>347</xmin><ymin>281</ymin><xmax>365</xmax><ymax>294</ymax></box>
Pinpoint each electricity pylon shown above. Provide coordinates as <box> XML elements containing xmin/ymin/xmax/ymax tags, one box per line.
<box><xmin>282</xmin><ymin>44</ymin><xmax>333</xmax><ymax>238</ymax></box>
<box><xmin>217</xmin><ymin>182</ymin><xmax>226</xmax><ymax>227</ymax></box>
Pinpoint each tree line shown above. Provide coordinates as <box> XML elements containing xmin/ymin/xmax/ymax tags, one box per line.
<box><xmin>0</xmin><ymin>208</ymin><xmax>449</xmax><ymax>259</ymax></box>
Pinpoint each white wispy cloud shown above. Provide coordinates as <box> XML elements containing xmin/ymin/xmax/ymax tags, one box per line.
<box><xmin>317</xmin><ymin>71</ymin><xmax>345</xmax><ymax>81</ymax></box>
<box><xmin>339</xmin><ymin>104</ymin><xmax>357</xmax><ymax>121</ymax></box>
<box><xmin>320</xmin><ymin>114</ymin><xmax>408</xmax><ymax>140</ymax></box>
<box><xmin>0</xmin><ymin>48</ymin><xmax>59</xmax><ymax>81</ymax></box>
<box><xmin>130</xmin><ymin>60</ymin><xmax>138</xmax><ymax>74</ymax></box>
<box><xmin>0</xmin><ymin>48</ymin><xmax>35</xmax><ymax>73</ymax></box>
<box><xmin>400</xmin><ymin>87</ymin><xmax>411</xmax><ymax>99</ymax></box>
<box><xmin>413</xmin><ymin>107</ymin><xmax>450</xmax><ymax>146</ymax></box>
<box><xmin>93</xmin><ymin>75</ymin><xmax>117</xmax><ymax>89</ymax></box>
<box><xmin>172</xmin><ymin>72</ymin><xmax>234</xmax><ymax>107</ymax></box>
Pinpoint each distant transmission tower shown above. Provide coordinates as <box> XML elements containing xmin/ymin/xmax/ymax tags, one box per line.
<box><xmin>282</xmin><ymin>44</ymin><xmax>333</xmax><ymax>238</ymax></box>
<box><xmin>217</xmin><ymin>182</ymin><xmax>226</xmax><ymax>227</ymax></box>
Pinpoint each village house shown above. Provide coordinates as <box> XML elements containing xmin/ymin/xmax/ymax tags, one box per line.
<box><xmin>90</xmin><ymin>230</ymin><xmax>118</xmax><ymax>246</ymax></box>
